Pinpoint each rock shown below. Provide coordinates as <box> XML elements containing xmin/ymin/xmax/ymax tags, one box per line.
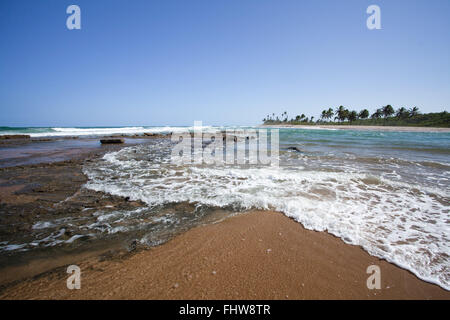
<box><xmin>32</xmin><ymin>138</ymin><xmax>52</xmax><ymax>142</ymax></box>
<box><xmin>287</xmin><ymin>146</ymin><xmax>302</xmax><ymax>152</ymax></box>
<box><xmin>0</xmin><ymin>134</ymin><xmax>31</xmax><ymax>139</ymax></box>
<box><xmin>128</xmin><ymin>239</ymin><xmax>138</xmax><ymax>252</ymax></box>
<box><xmin>100</xmin><ymin>138</ymin><xmax>124</xmax><ymax>144</ymax></box>
<box><xmin>64</xmin><ymin>229</ymin><xmax>73</xmax><ymax>238</ymax></box>
<box><xmin>143</xmin><ymin>132</ymin><xmax>167</xmax><ymax>138</ymax></box>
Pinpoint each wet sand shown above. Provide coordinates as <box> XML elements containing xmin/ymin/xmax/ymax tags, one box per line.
<box><xmin>0</xmin><ymin>210</ymin><xmax>448</xmax><ymax>299</ymax></box>
<box><xmin>262</xmin><ymin>124</ymin><xmax>450</xmax><ymax>132</ymax></box>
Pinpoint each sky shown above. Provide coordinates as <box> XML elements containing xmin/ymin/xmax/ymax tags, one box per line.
<box><xmin>1</xmin><ymin>0</ymin><xmax>449</xmax><ymax>127</ymax></box>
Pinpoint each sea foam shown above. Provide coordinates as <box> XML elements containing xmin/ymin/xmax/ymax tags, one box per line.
<box><xmin>83</xmin><ymin>143</ymin><xmax>450</xmax><ymax>290</ymax></box>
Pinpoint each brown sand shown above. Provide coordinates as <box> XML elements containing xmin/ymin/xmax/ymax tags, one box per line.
<box><xmin>1</xmin><ymin>210</ymin><xmax>448</xmax><ymax>300</ymax></box>
<box><xmin>262</xmin><ymin>124</ymin><xmax>450</xmax><ymax>132</ymax></box>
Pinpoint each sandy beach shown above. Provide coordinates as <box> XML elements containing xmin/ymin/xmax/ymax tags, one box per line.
<box><xmin>2</xmin><ymin>0</ymin><xmax>450</xmax><ymax>305</ymax></box>
<box><xmin>261</xmin><ymin>124</ymin><xmax>450</xmax><ymax>132</ymax></box>
<box><xmin>0</xmin><ymin>210</ymin><xmax>448</xmax><ymax>299</ymax></box>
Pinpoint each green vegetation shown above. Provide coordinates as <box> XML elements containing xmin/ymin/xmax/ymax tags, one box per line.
<box><xmin>262</xmin><ymin>106</ymin><xmax>450</xmax><ymax>128</ymax></box>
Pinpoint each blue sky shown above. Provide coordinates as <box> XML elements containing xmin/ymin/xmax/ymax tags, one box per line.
<box><xmin>1</xmin><ymin>0</ymin><xmax>449</xmax><ymax>127</ymax></box>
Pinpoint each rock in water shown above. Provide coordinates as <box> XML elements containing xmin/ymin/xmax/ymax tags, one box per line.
<box><xmin>287</xmin><ymin>146</ymin><xmax>302</xmax><ymax>152</ymax></box>
<box><xmin>0</xmin><ymin>134</ymin><xmax>31</xmax><ymax>139</ymax></box>
<box><xmin>100</xmin><ymin>138</ymin><xmax>124</xmax><ymax>144</ymax></box>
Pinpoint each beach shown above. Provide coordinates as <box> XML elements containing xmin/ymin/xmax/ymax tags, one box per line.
<box><xmin>0</xmin><ymin>126</ymin><xmax>449</xmax><ymax>299</ymax></box>
<box><xmin>262</xmin><ymin>124</ymin><xmax>450</xmax><ymax>132</ymax></box>
<box><xmin>2</xmin><ymin>0</ymin><xmax>450</xmax><ymax>305</ymax></box>
<box><xmin>1</xmin><ymin>210</ymin><xmax>448</xmax><ymax>299</ymax></box>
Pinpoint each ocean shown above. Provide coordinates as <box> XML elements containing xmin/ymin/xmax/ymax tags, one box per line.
<box><xmin>0</xmin><ymin>126</ymin><xmax>449</xmax><ymax>290</ymax></box>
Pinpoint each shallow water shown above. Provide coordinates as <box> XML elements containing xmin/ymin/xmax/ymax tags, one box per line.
<box><xmin>0</xmin><ymin>138</ymin><xmax>152</xmax><ymax>168</ymax></box>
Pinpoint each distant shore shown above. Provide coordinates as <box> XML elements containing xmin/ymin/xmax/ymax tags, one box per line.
<box><xmin>1</xmin><ymin>210</ymin><xmax>448</xmax><ymax>299</ymax></box>
<box><xmin>261</xmin><ymin>124</ymin><xmax>450</xmax><ymax>132</ymax></box>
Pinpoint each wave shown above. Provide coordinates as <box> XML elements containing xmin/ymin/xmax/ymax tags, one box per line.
<box><xmin>0</xmin><ymin>126</ymin><xmax>214</xmax><ymax>137</ymax></box>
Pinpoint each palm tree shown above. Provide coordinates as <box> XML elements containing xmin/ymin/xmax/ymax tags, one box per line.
<box><xmin>382</xmin><ymin>105</ymin><xmax>395</xmax><ymax>119</ymax></box>
<box><xmin>348</xmin><ymin>110</ymin><xmax>358</xmax><ymax>123</ymax></box>
<box><xmin>359</xmin><ymin>109</ymin><xmax>369</xmax><ymax>119</ymax></box>
<box><xmin>371</xmin><ymin>108</ymin><xmax>383</xmax><ymax>119</ymax></box>
<box><xmin>409</xmin><ymin>106</ymin><xmax>420</xmax><ymax>117</ymax></box>
<box><xmin>335</xmin><ymin>106</ymin><xmax>349</xmax><ymax>122</ymax></box>
<box><xmin>320</xmin><ymin>110</ymin><xmax>327</xmax><ymax>122</ymax></box>
<box><xmin>326</xmin><ymin>108</ymin><xmax>334</xmax><ymax>121</ymax></box>
<box><xmin>395</xmin><ymin>107</ymin><xmax>409</xmax><ymax>119</ymax></box>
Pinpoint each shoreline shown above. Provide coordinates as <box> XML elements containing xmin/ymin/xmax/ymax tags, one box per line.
<box><xmin>1</xmin><ymin>210</ymin><xmax>448</xmax><ymax>299</ymax></box>
<box><xmin>0</xmin><ymin>136</ymin><xmax>162</xmax><ymax>285</ymax></box>
<box><xmin>0</xmin><ymin>134</ymin><xmax>448</xmax><ymax>299</ymax></box>
<box><xmin>261</xmin><ymin>124</ymin><xmax>450</xmax><ymax>132</ymax></box>
<box><xmin>0</xmin><ymin>134</ymin><xmax>168</xmax><ymax>168</ymax></box>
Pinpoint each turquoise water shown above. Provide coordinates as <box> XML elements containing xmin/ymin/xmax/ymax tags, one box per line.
<box><xmin>0</xmin><ymin>126</ymin><xmax>58</xmax><ymax>134</ymax></box>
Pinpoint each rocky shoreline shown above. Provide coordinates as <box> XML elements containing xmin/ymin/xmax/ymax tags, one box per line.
<box><xmin>0</xmin><ymin>134</ymin><xmax>170</xmax><ymax>287</ymax></box>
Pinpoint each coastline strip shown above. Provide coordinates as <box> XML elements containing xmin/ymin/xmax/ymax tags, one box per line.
<box><xmin>261</xmin><ymin>124</ymin><xmax>450</xmax><ymax>132</ymax></box>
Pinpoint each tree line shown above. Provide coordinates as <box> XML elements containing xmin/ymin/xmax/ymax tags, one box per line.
<box><xmin>262</xmin><ymin>106</ymin><xmax>449</xmax><ymax>127</ymax></box>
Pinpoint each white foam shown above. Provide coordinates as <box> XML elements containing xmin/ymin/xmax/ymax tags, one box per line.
<box><xmin>32</xmin><ymin>221</ymin><xmax>55</xmax><ymax>230</ymax></box>
<box><xmin>26</xmin><ymin>126</ymin><xmax>215</xmax><ymax>138</ymax></box>
<box><xmin>83</xmin><ymin>144</ymin><xmax>450</xmax><ymax>290</ymax></box>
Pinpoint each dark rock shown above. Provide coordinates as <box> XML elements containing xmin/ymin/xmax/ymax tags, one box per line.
<box><xmin>143</xmin><ymin>132</ymin><xmax>167</xmax><ymax>138</ymax></box>
<box><xmin>32</xmin><ymin>138</ymin><xmax>52</xmax><ymax>142</ymax></box>
<box><xmin>63</xmin><ymin>229</ymin><xmax>73</xmax><ymax>239</ymax></box>
<box><xmin>128</xmin><ymin>239</ymin><xmax>138</xmax><ymax>252</ymax></box>
<box><xmin>0</xmin><ymin>134</ymin><xmax>31</xmax><ymax>140</ymax></box>
<box><xmin>100</xmin><ymin>138</ymin><xmax>124</xmax><ymax>144</ymax></box>
<box><xmin>287</xmin><ymin>146</ymin><xmax>302</xmax><ymax>153</ymax></box>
